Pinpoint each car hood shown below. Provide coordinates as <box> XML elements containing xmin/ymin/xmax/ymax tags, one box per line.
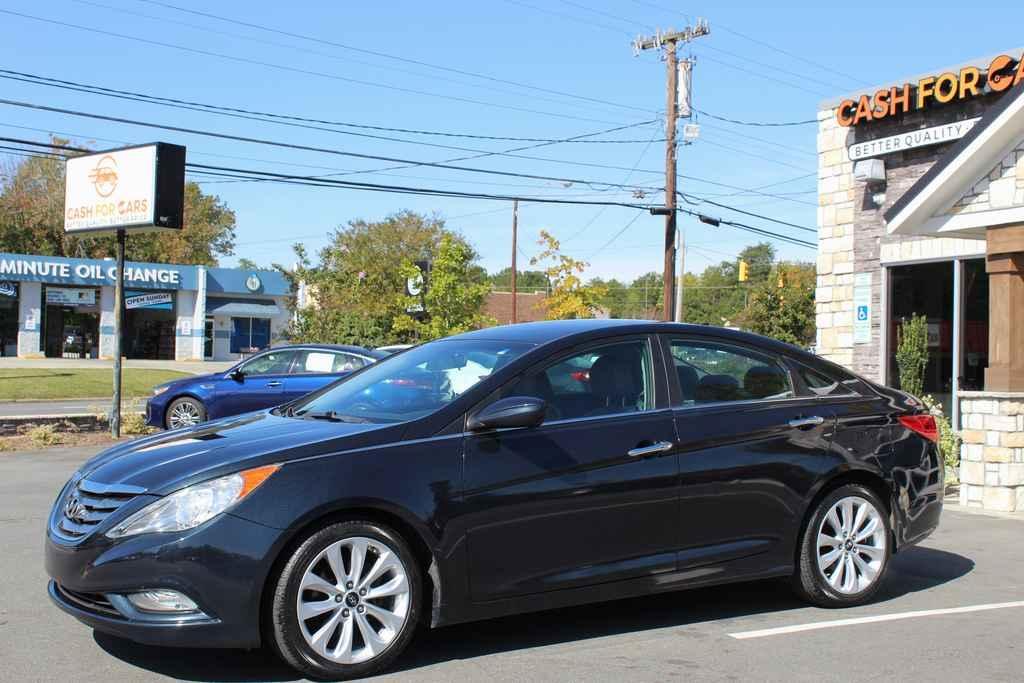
<box><xmin>156</xmin><ymin>372</ymin><xmax>222</xmax><ymax>391</ymax></box>
<box><xmin>77</xmin><ymin>411</ymin><xmax>402</xmax><ymax>494</ymax></box>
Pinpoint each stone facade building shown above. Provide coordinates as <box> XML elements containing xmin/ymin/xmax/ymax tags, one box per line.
<box><xmin>816</xmin><ymin>49</ymin><xmax>1024</xmax><ymax>511</ymax></box>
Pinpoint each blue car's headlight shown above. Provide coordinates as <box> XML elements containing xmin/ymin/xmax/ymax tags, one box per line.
<box><xmin>152</xmin><ymin>385</ymin><xmax>170</xmax><ymax>396</ymax></box>
<box><xmin>106</xmin><ymin>465</ymin><xmax>280</xmax><ymax>538</ymax></box>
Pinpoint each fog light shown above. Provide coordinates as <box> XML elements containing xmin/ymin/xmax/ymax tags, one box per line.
<box><xmin>126</xmin><ymin>589</ymin><xmax>198</xmax><ymax>613</ymax></box>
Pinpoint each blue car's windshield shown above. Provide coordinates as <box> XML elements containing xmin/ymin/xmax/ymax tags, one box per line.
<box><xmin>288</xmin><ymin>339</ymin><xmax>532</xmax><ymax>423</ymax></box>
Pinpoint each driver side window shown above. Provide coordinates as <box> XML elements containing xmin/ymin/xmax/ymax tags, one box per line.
<box><xmin>503</xmin><ymin>339</ymin><xmax>654</xmax><ymax>421</ymax></box>
<box><xmin>240</xmin><ymin>350</ymin><xmax>297</xmax><ymax>376</ymax></box>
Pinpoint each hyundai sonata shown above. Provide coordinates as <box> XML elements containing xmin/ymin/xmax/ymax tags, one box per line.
<box><xmin>46</xmin><ymin>320</ymin><xmax>943</xmax><ymax>679</ymax></box>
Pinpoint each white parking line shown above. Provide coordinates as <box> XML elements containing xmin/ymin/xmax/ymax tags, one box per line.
<box><xmin>729</xmin><ymin>601</ymin><xmax>1024</xmax><ymax>640</ymax></box>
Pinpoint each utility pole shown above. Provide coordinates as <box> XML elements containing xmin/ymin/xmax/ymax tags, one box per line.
<box><xmin>633</xmin><ymin>21</ymin><xmax>709</xmax><ymax>322</ymax></box>
<box><xmin>675</xmin><ymin>227</ymin><xmax>685</xmax><ymax>322</ymax></box>
<box><xmin>111</xmin><ymin>228</ymin><xmax>125</xmax><ymax>438</ymax></box>
<box><xmin>510</xmin><ymin>199</ymin><xmax>518</xmax><ymax>324</ymax></box>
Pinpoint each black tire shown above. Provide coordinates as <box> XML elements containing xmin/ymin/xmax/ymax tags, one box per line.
<box><xmin>793</xmin><ymin>484</ymin><xmax>891</xmax><ymax>607</ymax></box>
<box><xmin>164</xmin><ymin>397</ymin><xmax>206</xmax><ymax>430</ymax></box>
<box><xmin>269</xmin><ymin>520</ymin><xmax>422</xmax><ymax>681</ymax></box>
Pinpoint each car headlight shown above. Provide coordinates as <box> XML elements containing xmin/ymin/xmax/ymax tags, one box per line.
<box><xmin>152</xmin><ymin>385</ymin><xmax>170</xmax><ymax>396</ymax></box>
<box><xmin>106</xmin><ymin>464</ymin><xmax>280</xmax><ymax>539</ymax></box>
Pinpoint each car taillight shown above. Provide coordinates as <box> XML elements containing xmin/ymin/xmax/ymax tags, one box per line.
<box><xmin>570</xmin><ymin>370</ymin><xmax>590</xmax><ymax>382</ymax></box>
<box><xmin>899</xmin><ymin>414</ymin><xmax>938</xmax><ymax>443</ymax></box>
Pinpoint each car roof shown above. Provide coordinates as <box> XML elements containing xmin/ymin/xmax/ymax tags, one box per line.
<box><xmin>270</xmin><ymin>343</ymin><xmax>377</xmax><ymax>357</ymax></box>
<box><xmin>448</xmin><ymin>320</ymin><xmax>848</xmax><ymax>377</ymax></box>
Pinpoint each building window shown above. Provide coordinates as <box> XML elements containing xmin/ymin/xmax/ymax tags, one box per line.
<box><xmin>230</xmin><ymin>317</ymin><xmax>271</xmax><ymax>353</ymax></box>
<box><xmin>961</xmin><ymin>259</ymin><xmax>989</xmax><ymax>392</ymax></box>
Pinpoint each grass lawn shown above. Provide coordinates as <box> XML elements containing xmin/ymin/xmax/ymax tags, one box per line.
<box><xmin>0</xmin><ymin>369</ymin><xmax>190</xmax><ymax>400</ymax></box>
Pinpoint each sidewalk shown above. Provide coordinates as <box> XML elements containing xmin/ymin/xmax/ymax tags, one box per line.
<box><xmin>0</xmin><ymin>357</ymin><xmax>233</xmax><ymax>375</ymax></box>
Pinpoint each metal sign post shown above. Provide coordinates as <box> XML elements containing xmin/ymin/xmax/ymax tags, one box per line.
<box><xmin>112</xmin><ymin>229</ymin><xmax>126</xmax><ymax>437</ymax></box>
<box><xmin>63</xmin><ymin>142</ymin><xmax>186</xmax><ymax>439</ymax></box>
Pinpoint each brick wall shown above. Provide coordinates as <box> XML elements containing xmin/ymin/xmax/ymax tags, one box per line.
<box><xmin>485</xmin><ymin>291</ymin><xmax>547</xmax><ymax>326</ymax></box>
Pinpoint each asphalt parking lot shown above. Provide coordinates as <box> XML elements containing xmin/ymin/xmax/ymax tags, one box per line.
<box><xmin>2</xmin><ymin>446</ymin><xmax>1022</xmax><ymax>682</ymax></box>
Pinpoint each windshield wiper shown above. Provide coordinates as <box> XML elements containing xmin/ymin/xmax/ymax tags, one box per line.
<box><xmin>300</xmin><ymin>410</ymin><xmax>344</xmax><ymax>422</ymax></box>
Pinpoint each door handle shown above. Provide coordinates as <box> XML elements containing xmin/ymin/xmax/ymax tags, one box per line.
<box><xmin>266</xmin><ymin>381</ymin><xmax>283</xmax><ymax>388</ymax></box>
<box><xmin>788</xmin><ymin>416</ymin><xmax>825</xmax><ymax>428</ymax></box>
<box><xmin>627</xmin><ymin>441</ymin><xmax>674</xmax><ymax>458</ymax></box>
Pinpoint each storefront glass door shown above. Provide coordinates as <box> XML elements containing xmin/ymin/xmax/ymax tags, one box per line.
<box><xmin>960</xmin><ymin>259</ymin><xmax>989</xmax><ymax>392</ymax></box>
<box><xmin>0</xmin><ymin>282</ymin><xmax>18</xmax><ymax>356</ymax></box>
<box><xmin>887</xmin><ymin>261</ymin><xmax>955</xmax><ymax>414</ymax></box>
<box><xmin>43</xmin><ymin>286</ymin><xmax>101</xmax><ymax>359</ymax></box>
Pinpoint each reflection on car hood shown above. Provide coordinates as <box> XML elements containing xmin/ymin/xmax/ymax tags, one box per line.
<box><xmin>156</xmin><ymin>372</ymin><xmax>222</xmax><ymax>391</ymax></box>
<box><xmin>77</xmin><ymin>411</ymin><xmax>398</xmax><ymax>493</ymax></box>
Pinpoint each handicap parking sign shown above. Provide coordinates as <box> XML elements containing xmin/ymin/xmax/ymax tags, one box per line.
<box><xmin>856</xmin><ymin>305</ymin><xmax>869</xmax><ymax>321</ymax></box>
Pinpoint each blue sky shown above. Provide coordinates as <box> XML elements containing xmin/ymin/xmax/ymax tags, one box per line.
<box><xmin>0</xmin><ymin>0</ymin><xmax>1020</xmax><ymax>281</ymax></box>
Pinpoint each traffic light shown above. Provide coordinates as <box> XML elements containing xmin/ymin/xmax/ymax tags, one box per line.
<box><xmin>738</xmin><ymin>259</ymin><xmax>749</xmax><ymax>282</ymax></box>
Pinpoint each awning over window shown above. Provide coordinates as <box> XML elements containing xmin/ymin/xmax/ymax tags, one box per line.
<box><xmin>206</xmin><ymin>300</ymin><xmax>281</xmax><ymax>317</ymax></box>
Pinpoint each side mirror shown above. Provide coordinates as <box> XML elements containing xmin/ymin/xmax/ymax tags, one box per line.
<box><xmin>229</xmin><ymin>368</ymin><xmax>245</xmax><ymax>382</ymax></box>
<box><xmin>468</xmin><ymin>396</ymin><xmax>546</xmax><ymax>431</ymax></box>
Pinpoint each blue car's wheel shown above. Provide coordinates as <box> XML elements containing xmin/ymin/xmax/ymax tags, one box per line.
<box><xmin>165</xmin><ymin>397</ymin><xmax>206</xmax><ymax>430</ymax></box>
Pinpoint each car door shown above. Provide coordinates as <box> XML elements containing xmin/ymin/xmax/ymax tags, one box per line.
<box><xmin>664</xmin><ymin>336</ymin><xmax>835</xmax><ymax>575</ymax></box>
<box><xmin>225</xmin><ymin>349</ymin><xmax>296</xmax><ymax>414</ymax></box>
<box><xmin>461</xmin><ymin>336</ymin><xmax>679</xmax><ymax>602</ymax></box>
<box><xmin>282</xmin><ymin>350</ymin><xmax>363</xmax><ymax>402</ymax></box>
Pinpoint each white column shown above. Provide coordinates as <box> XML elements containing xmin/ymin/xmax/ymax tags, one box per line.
<box><xmin>16</xmin><ymin>281</ymin><xmax>42</xmax><ymax>358</ymax></box>
<box><xmin>98</xmin><ymin>286</ymin><xmax>116</xmax><ymax>359</ymax></box>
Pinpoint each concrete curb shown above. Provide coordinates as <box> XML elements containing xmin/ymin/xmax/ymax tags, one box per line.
<box><xmin>0</xmin><ymin>412</ymin><xmax>144</xmax><ymax>434</ymax></box>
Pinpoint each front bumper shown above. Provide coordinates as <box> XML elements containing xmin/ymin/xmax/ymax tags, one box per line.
<box><xmin>45</xmin><ymin>511</ymin><xmax>283</xmax><ymax>649</ymax></box>
<box><xmin>144</xmin><ymin>397</ymin><xmax>165</xmax><ymax>429</ymax></box>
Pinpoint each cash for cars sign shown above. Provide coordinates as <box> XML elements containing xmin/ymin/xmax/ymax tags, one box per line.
<box><xmin>64</xmin><ymin>143</ymin><xmax>186</xmax><ymax>234</ymax></box>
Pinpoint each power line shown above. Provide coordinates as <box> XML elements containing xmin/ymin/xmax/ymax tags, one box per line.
<box><xmin>590</xmin><ymin>210</ymin><xmax>647</xmax><ymax>257</ymax></box>
<box><xmin>500</xmin><ymin>0</ymin><xmax>631</xmax><ymax>34</ymax></box>
<box><xmin>12</xmin><ymin>137</ymin><xmax>816</xmax><ymax>250</ymax></box>
<box><xmin>0</xmin><ymin>98</ymin><xmax>664</xmax><ymax>192</ymax></box>
<box><xmin>0</xmin><ymin>9</ymin><xmax>632</xmax><ymax>126</ymax></box>
<box><xmin>624</xmin><ymin>0</ymin><xmax>862</xmax><ymax>87</ymax></box>
<box><xmin>131</xmin><ymin>0</ymin><xmax>655</xmax><ymax>117</ymax></box>
<box><xmin>695</xmin><ymin>109</ymin><xmax>817</xmax><ymax>127</ymax></box>
<box><xmin>682</xmin><ymin>194</ymin><xmax>817</xmax><ymax>234</ymax></box>
<box><xmin>73</xmin><ymin>0</ymin><xmax>647</xmax><ymax>122</ymax></box>
<box><xmin>1</xmin><ymin>69</ymin><xmax>661</xmax><ymax>145</ymax></box>
<box><xmin>695</xmin><ymin>53</ymin><xmax>831</xmax><ymax>98</ymax></box>
<box><xmin>699</xmin><ymin>43</ymin><xmax>849</xmax><ymax>93</ymax></box>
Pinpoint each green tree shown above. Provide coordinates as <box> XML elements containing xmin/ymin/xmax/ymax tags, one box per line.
<box><xmin>530</xmin><ymin>230</ymin><xmax>607</xmax><ymax>319</ymax></box>
<box><xmin>738</xmin><ymin>262</ymin><xmax>816</xmax><ymax>345</ymax></box>
<box><xmin>236</xmin><ymin>258</ymin><xmax>260</xmax><ymax>271</ymax></box>
<box><xmin>895</xmin><ymin>313</ymin><xmax>929</xmax><ymax>397</ymax></box>
<box><xmin>488</xmin><ymin>267</ymin><xmax>549</xmax><ymax>292</ymax></box>
<box><xmin>393</xmin><ymin>234</ymin><xmax>493</xmax><ymax>340</ymax></box>
<box><xmin>279</xmin><ymin>211</ymin><xmax>487</xmax><ymax>346</ymax></box>
<box><xmin>0</xmin><ymin>141</ymin><xmax>236</xmax><ymax>265</ymax></box>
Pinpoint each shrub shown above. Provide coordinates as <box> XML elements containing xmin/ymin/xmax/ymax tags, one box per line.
<box><xmin>895</xmin><ymin>314</ymin><xmax>928</xmax><ymax>398</ymax></box>
<box><xmin>27</xmin><ymin>424</ymin><xmax>61</xmax><ymax>447</ymax></box>
<box><xmin>121</xmin><ymin>412</ymin><xmax>153</xmax><ymax>436</ymax></box>
<box><xmin>922</xmin><ymin>395</ymin><xmax>961</xmax><ymax>480</ymax></box>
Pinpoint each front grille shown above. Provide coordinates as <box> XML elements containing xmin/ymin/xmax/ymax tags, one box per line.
<box><xmin>55</xmin><ymin>479</ymin><xmax>143</xmax><ymax>540</ymax></box>
<box><xmin>56</xmin><ymin>584</ymin><xmax>122</xmax><ymax>618</ymax></box>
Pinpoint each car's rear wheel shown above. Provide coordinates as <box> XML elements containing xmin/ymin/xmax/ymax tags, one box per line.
<box><xmin>794</xmin><ymin>484</ymin><xmax>891</xmax><ymax>607</ymax></box>
<box><xmin>165</xmin><ymin>397</ymin><xmax>205</xmax><ymax>429</ymax></box>
<box><xmin>269</xmin><ymin>520</ymin><xmax>421</xmax><ymax>680</ymax></box>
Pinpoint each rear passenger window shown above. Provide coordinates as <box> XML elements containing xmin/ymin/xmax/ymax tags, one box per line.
<box><xmin>796</xmin><ymin>365</ymin><xmax>857</xmax><ymax>397</ymax></box>
<box><xmin>670</xmin><ymin>340</ymin><xmax>794</xmax><ymax>406</ymax></box>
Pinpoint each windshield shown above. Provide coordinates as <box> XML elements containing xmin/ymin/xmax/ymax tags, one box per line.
<box><xmin>288</xmin><ymin>339</ymin><xmax>532</xmax><ymax>423</ymax></box>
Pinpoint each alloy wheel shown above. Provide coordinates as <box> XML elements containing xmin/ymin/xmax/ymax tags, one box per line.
<box><xmin>168</xmin><ymin>401</ymin><xmax>202</xmax><ymax>429</ymax></box>
<box><xmin>816</xmin><ymin>495</ymin><xmax>887</xmax><ymax>595</ymax></box>
<box><xmin>295</xmin><ymin>536</ymin><xmax>411</xmax><ymax>665</ymax></box>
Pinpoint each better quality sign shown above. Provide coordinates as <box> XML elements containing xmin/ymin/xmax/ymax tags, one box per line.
<box><xmin>64</xmin><ymin>143</ymin><xmax>186</xmax><ymax>234</ymax></box>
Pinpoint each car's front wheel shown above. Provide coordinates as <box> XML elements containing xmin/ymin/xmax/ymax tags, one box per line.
<box><xmin>794</xmin><ymin>484</ymin><xmax>891</xmax><ymax>607</ymax></box>
<box><xmin>165</xmin><ymin>397</ymin><xmax>206</xmax><ymax>430</ymax></box>
<box><xmin>269</xmin><ymin>520</ymin><xmax>421</xmax><ymax>680</ymax></box>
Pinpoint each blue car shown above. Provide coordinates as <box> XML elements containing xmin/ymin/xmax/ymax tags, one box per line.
<box><xmin>147</xmin><ymin>344</ymin><xmax>387</xmax><ymax>430</ymax></box>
